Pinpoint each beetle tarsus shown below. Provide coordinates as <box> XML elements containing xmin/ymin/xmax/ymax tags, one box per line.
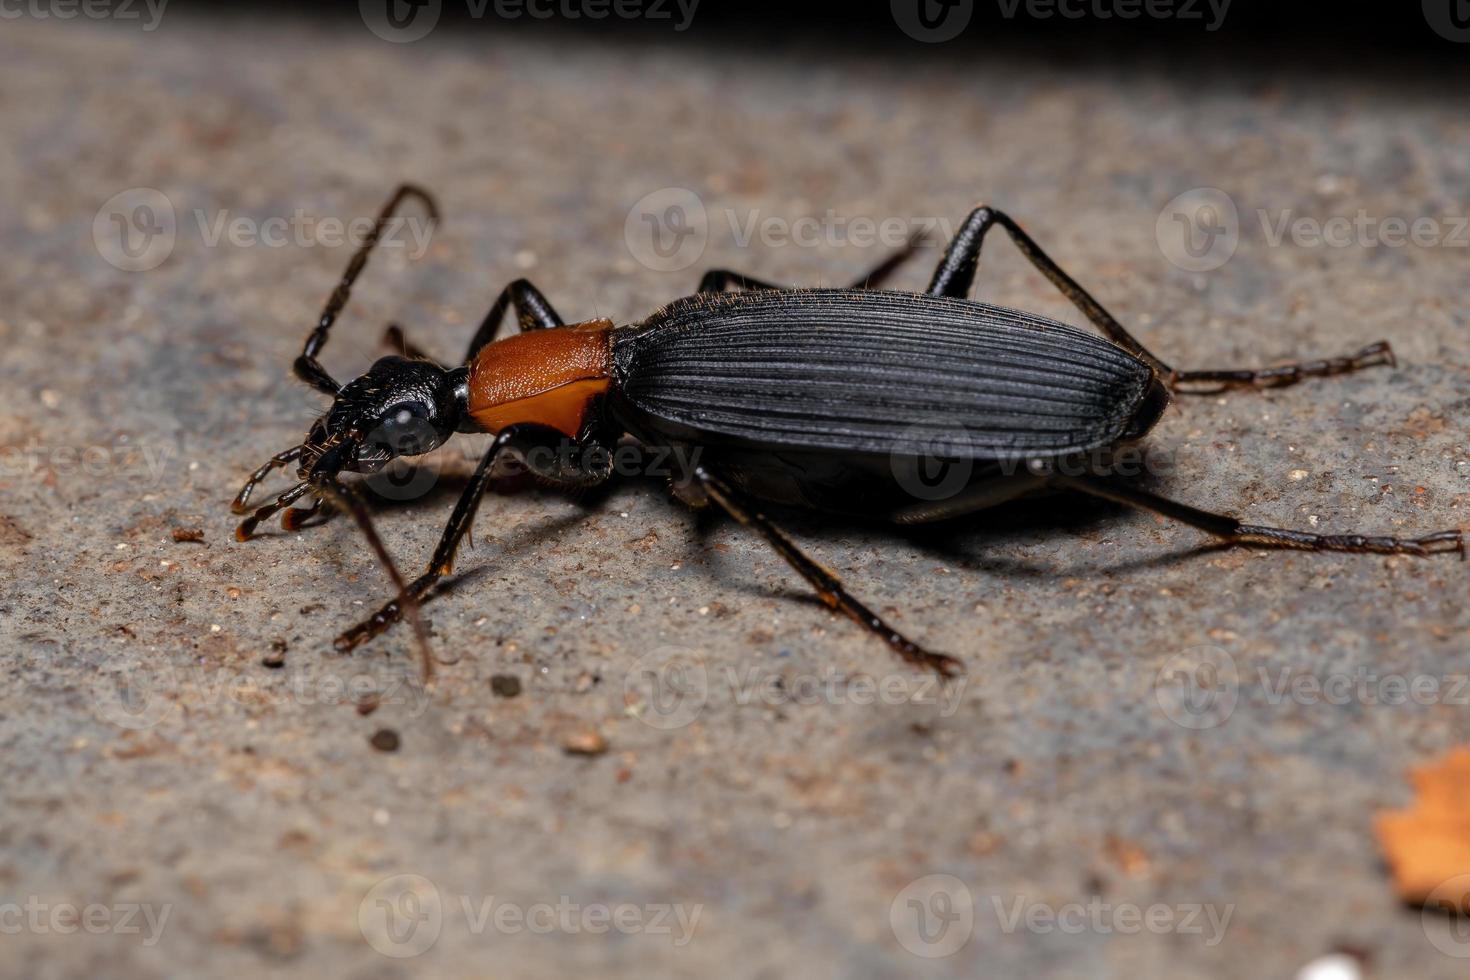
<box><xmin>1169</xmin><ymin>339</ymin><xmax>1399</xmax><ymax>393</ymax></box>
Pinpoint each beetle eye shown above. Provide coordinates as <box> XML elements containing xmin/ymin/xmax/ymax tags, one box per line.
<box><xmin>382</xmin><ymin>401</ymin><xmax>429</xmax><ymax>426</ymax></box>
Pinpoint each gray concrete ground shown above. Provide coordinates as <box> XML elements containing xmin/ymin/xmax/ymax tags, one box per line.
<box><xmin>2</xmin><ymin>12</ymin><xmax>1468</xmax><ymax>979</ymax></box>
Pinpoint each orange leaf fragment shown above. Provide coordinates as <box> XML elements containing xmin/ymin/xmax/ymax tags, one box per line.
<box><xmin>1375</xmin><ymin>747</ymin><xmax>1470</xmax><ymax>909</ymax></box>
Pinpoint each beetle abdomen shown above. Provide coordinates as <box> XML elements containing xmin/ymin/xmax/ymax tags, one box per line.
<box><xmin>613</xmin><ymin>289</ymin><xmax>1160</xmax><ymax>458</ymax></box>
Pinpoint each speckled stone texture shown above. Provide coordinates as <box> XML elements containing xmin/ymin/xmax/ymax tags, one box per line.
<box><xmin>2</xmin><ymin>13</ymin><xmax>1468</xmax><ymax>979</ymax></box>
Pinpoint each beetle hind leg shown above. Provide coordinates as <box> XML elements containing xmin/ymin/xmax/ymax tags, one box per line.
<box><xmin>929</xmin><ymin>204</ymin><xmax>1399</xmax><ymax>393</ymax></box>
<box><xmin>1054</xmin><ymin>473</ymin><xmax>1465</xmax><ymax>559</ymax></box>
<box><xmin>693</xmin><ymin>467</ymin><xmax>963</xmax><ymax>677</ymax></box>
<box><xmin>1166</xmin><ymin>340</ymin><xmax>1395</xmax><ymax>393</ymax></box>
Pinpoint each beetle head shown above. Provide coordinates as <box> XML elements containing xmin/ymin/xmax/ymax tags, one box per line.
<box><xmin>300</xmin><ymin>356</ymin><xmax>466</xmax><ymax>477</ymax></box>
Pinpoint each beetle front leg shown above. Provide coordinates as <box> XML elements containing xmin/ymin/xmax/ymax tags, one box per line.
<box><xmin>692</xmin><ymin>466</ymin><xmax>963</xmax><ymax>677</ymax></box>
<box><xmin>463</xmin><ymin>278</ymin><xmax>567</xmax><ymax>362</ymax></box>
<box><xmin>1053</xmin><ymin>473</ymin><xmax>1465</xmax><ymax>559</ymax></box>
<box><xmin>335</xmin><ymin>425</ymin><xmax>612</xmax><ymax>652</ymax></box>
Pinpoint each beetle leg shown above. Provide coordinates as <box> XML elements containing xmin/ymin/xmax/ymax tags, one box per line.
<box><xmin>1053</xmin><ymin>474</ymin><xmax>1466</xmax><ymax>560</ymax></box>
<box><xmin>235</xmin><ymin>482</ymin><xmax>313</xmax><ymax>540</ymax></box>
<box><xmin>296</xmin><ymin>184</ymin><xmax>440</xmax><ymax>395</ymax></box>
<box><xmin>696</xmin><ymin>237</ymin><xmax>921</xmax><ymax>294</ymax></box>
<box><xmin>463</xmin><ymin>279</ymin><xmax>566</xmax><ymax>362</ymax></box>
<box><xmin>1166</xmin><ymin>341</ymin><xmax>1396</xmax><ymax>393</ymax></box>
<box><xmin>932</xmin><ymin>204</ymin><xmax>1398</xmax><ymax>393</ymax></box>
<box><xmin>232</xmin><ymin>444</ymin><xmax>304</xmax><ymax>513</ymax></box>
<box><xmin>693</xmin><ymin>466</ymin><xmax>964</xmax><ymax>677</ymax></box>
<box><xmin>383</xmin><ymin>323</ymin><xmax>441</xmax><ymax>365</ymax></box>
<box><xmin>846</xmin><ymin>232</ymin><xmax>924</xmax><ymax>289</ymax></box>
<box><xmin>929</xmin><ymin>204</ymin><xmax>1173</xmax><ymax>375</ymax></box>
<box><xmin>696</xmin><ymin>269</ymin><xmax>785</xmax><ymax>293</ymax></box>
<box><xmin>335</xmin><ymin>425</ymin><xmax>612</xmax><ymax>653</ymax></box>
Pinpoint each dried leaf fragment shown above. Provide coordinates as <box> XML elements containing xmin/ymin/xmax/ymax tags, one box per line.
<box><xmin>1375</xmin><ymin>747</ymin><xmax>1470</xmax><ymax>908</ymax></box>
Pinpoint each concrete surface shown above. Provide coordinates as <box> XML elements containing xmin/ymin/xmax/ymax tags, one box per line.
<box><xmin>2</xmin><ymin>13</ymin><xmax>1469</xmax><ymax>980</ymax></box>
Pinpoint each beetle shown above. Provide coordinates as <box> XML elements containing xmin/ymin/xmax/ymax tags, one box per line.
<box><xmin>233</xmin><ymin>185</ymin><xmax>1465</xmax><ymax>679</ymax></box>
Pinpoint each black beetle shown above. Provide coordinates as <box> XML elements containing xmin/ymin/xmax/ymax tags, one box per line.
<box><xmin>233</xmin><ymin>185</ymin><xmax>1464</xmax><ymax>679</ymax></box>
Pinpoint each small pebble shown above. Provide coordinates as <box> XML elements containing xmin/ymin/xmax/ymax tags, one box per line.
<box><xmin>370</xmin><ymin>729</ymin><xmax>400</xmax><ymax>752</ymax></box>
<box><xmin>563</xmin><ymin>730</ymin><xmax>608</xmax><ymax>756</ymax></box>
<box><xmin>261</xmin><ymin>640</ymin><xmax>287</xmax><ymax>669</ymax></box>
<box><xmin>171</xmin><ymin>527</ymin><xmax>205</xmax><ymax>543</ymax></box>
<box><xmin>490</xmin><ymin>674</ymin><xmax>522</xmax><ymax>698</ymax></box>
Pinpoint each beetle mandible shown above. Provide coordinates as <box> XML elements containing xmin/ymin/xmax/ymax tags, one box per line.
<box><xmin>233</xmin><ymin>185</ymin><xmax>1464</xmax><ymax>679</ymax></box>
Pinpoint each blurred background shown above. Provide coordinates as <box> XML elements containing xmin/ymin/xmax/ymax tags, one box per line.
<box><xmin>2</xmin><ymin>3</ymin><xmax>1468</xmax><ymax>978</ymax></box>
